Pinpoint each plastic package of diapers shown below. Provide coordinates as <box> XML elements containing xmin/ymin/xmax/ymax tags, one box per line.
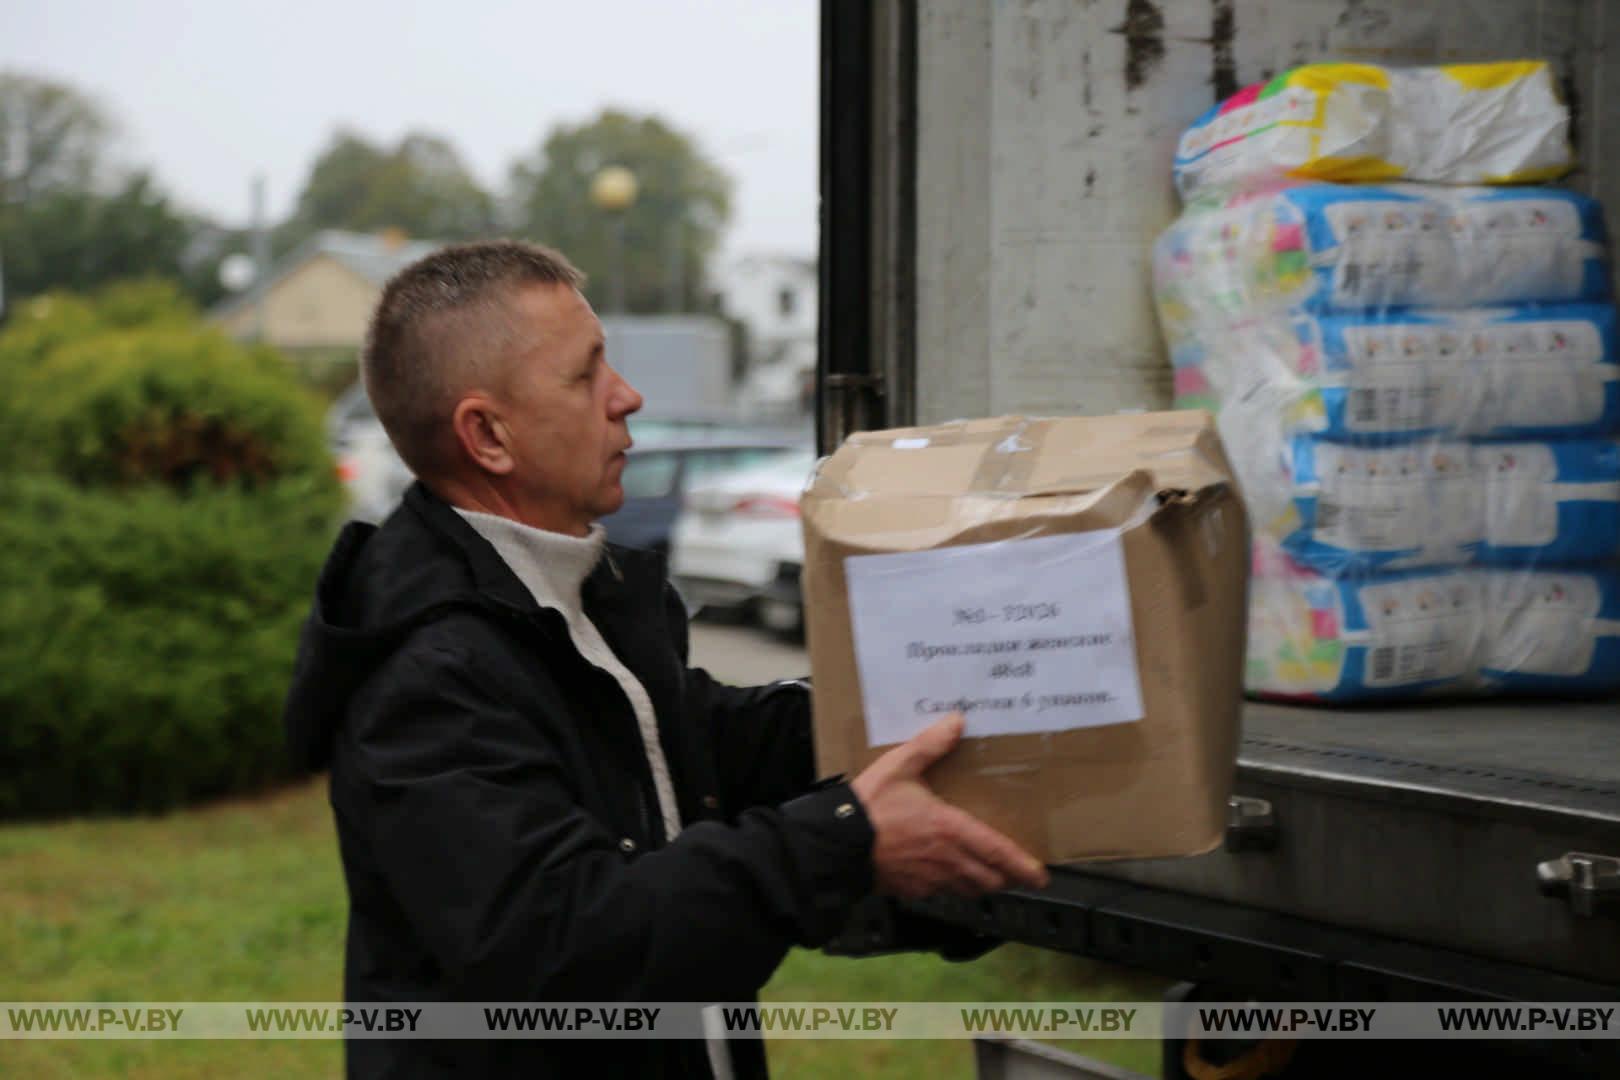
<box><xmin>1174</xmin><ymin>62</ymin><xmax>1572</xmax><ymax>198</ymax></box>
<box><xmin>1273</xmin><ymin>436</ymin><xmax>1620</xmax><ymax>575</ymax></box>
<box><xmin>1246</xmin><ymin>540</ymin><xmax>1620</xmax><ymax>702</ymax></box>
<box><xmin>1479</xmin><ymin>568</ymin><xmax>1620</xmax><ymax>695</ymax></box>
<box><xmin>1158</xmin><ymin>65</ymin><xmax>1616</xmax><ymax>705</ymax></box>
<box><xmin>1157</xmin><ymin>190</ymin><xmax>1618</xmax><ymax>701</ymax></box>
<box><xmin>1154</xmin><ymin>183</ymin><xmax>1609</xmax><ymax>323</ymax></box>
<box><xmin>1169</xmin><ymin>304</ymin><xmax>1620</xmax><ymax>442</ymax></box>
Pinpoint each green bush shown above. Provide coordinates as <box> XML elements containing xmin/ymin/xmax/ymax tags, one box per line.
<box><xmin>283</xmin><ymin>347</ymin><xmax>361</xmax><ymax>404</ymax></box>
<box><xmin>0</xmin><ymin>473</ymin><xmax>341</xmax><ymax>818</ymax></box>
<box><xmin>12</xmin><ymin>326</ymin><xmax>332</xmax><ymax>488</ymax></box>
<box><xmin>0</xmin><ymin>279</ymin><xmax>206</xmax><ymax>468</ymax></box>
<box><xmin>0</xmin><ymin>279</ymin><xmax>196</xmax><ymax>377</ymax></box>
<box><xmin>0</xmin><ymin>281</ymin><xmax>343</xmax><ymax>818</ymax></box>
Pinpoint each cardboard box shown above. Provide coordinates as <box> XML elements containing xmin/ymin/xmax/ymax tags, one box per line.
<box><xmin>801</xmin><ymin>411</ymin><xmax>1248</xmax><ymax>865</ymax></box>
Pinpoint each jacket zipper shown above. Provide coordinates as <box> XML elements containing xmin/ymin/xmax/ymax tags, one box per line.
<box><xmin>514</xmin><ymin>604</ymin><xmax>664</xmax><ymax>851</ymax></box>
<box><xmin>635</xmin><ymin>782</ymin><xmax>657</xmax><ymax>850</ymax></box>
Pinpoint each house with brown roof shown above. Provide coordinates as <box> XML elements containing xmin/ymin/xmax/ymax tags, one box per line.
<box><xmin>209</xmin><ymin>229</ymin><xmax>441</xmax><ymax>352</ymax></box>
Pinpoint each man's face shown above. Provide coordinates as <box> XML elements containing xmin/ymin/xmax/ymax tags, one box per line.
<box><xmin>493</xmin><ymin>283</ymin><xmax>643</xmax><ymax>534</ymax></box>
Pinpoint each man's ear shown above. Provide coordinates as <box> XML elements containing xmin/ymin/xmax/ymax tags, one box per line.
<box><xmin>451</xmin><ymin>395</ymin><xmax>516</xmax><ymax>475</ymax></box>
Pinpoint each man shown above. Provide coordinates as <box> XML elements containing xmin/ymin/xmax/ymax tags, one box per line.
<box><xmin>283</xmin><ymin>240</ymin><xmax>1047</xmax><ymax>1079</ymax></box>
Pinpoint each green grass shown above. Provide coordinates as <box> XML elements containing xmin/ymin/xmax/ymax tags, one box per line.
<box><xmin>1</xmin><ymin>779</ymin><xmax>345</xmax><ymax>1079</ymax></box>
<box><xmin>763</xmin><ymin>947</ymin><xmax>1168</xmax><ymax>1077</ymax></box>
<box><xmin>1</xmin><ymin>779</ymin><xmax>1168</xmax><ymax>1078</ymax></box>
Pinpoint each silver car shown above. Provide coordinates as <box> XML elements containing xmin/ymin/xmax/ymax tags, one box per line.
<box><xmin>670</xmin><ymin>449</ymin><xmax>819</xmax><ymax>638</ymax></box>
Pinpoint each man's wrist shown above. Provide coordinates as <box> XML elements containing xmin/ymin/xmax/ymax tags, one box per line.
<box><xmin>784</xmin><ymin>781</ymin><xmax>874</xmax><ymax>849</ymax></box>
<box><xmin>780</xmin><ymin>781</ymin><xmax>877</xmax><ymax>944</ymax></box>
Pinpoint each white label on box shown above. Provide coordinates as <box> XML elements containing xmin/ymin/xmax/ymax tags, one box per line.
<box><xmin>843</xmin><ymin>530</ymin><xmax>1145</xmax><ymax>746</ymax></box>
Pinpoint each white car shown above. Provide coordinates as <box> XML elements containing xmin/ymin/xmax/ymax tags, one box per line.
<box><xmin>670</xmin><ymin>448</ymin><xmax>818</xmax><ymax>637</ymax></box>
<box><xmin>328</xmin><ymin>382</ymin><xmax>413</xmax><ymax>523</ymax></box>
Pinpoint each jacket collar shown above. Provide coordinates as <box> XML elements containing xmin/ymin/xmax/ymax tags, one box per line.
<box><xmin>402</xmin><ymin>481</ymin><xmax>538</xmax><ymax>612</ymax></box>
<box><xmin>401</xmin><ymin>480</ymin><xmax>667</xmax><ymax>615</ymax></box>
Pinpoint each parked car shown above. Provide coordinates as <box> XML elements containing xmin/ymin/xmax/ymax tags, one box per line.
<box><xmin>669</xmin><ymin>448</ymin><xmax>819</xmax><ymax>637</ymax></box>
<box><xmin>327</xmin><ymin>381</ymin><xmax>805</xmax><ymax>538</ymax></box>
<box><xmin>601</xmin><ymin>435</ymin><xmax>807</xmax><ymax>554</ymax></box>
<box><xmin>327</xmin><ymin>382</ymin><xmax>412</xmax><ymax>524</ymax></box>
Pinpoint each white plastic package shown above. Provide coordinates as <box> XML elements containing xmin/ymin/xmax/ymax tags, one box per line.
<box><xmin>1174</xmin><ymin>62</ymin><xmax>1572</xmax><ymax>199</ymax></box>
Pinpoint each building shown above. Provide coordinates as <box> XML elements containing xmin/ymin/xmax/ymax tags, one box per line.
<box><xmin>209</xmin><ymin>229</ymin><xmax>440</xmax><ymax>353</ymax></box>
<box><xmin>600</xmin><ymin>314</ymin><xmax>734</xmax><ymax>419</ymax></box>
<box><xmin>712</xmin><ymin>253</ymin><xmax>816</xmax><ymax>367</ymax></box>
<box><xmin>712</xmin><ymin>253</ymin><xmax>817</xmax><ymax>417</ymax></box>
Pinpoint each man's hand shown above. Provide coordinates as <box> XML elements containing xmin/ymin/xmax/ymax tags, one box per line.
<box><xmin>850</xmin><ymin>713</ymin><xmax>1050</xmax><ymax>901</ymax></box>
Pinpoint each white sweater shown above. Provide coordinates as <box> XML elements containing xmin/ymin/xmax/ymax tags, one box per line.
<box><xmin>452</xmin><ymin>509</ymin><xmax>682</xmax><ymax>842</ymax></box>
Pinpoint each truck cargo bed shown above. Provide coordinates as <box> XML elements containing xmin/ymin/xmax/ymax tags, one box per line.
<box><xmin>1228</xmin><ymin>701</ymin><xmax>1619</xmax><ymax>827</ymax></box>
<box><xmin>868</xmin><ymin>701</ymin><xmax>1619</xmax><ymax>996</ymax></box>
<box><xmin>1076</xmin><ymin>700</ymin><xmax>1619</xmax><ymax>986</ymax></box>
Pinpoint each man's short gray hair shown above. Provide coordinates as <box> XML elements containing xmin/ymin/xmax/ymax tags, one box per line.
<box><xmin>361</xmin><ymin>239</ymin><xmax>586</xmax><ymax>479</ymax></box>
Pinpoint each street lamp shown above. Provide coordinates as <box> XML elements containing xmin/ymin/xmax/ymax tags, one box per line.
<box><xmin>590</xmin><ymin>166</ymin><xmax>638</xmax><ymax>314</ymax></box>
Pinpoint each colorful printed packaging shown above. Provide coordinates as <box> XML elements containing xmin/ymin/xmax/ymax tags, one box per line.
<box><xmin>1280</xmin><ymin>436</ymin><xmax>1620</xmax><ymax>574</ymax></box>
<box><xmin>1159</xmin><ymin>64</ymin><xmax>1615</xmax><ymax>705</ymax></box>
<box><xmin>1154</xmin><ymin>184</ymin><xmax>1609</xmax><ymax>325</ymax></box>
<box><xmin>1246</xmin><ymin>541</ymin><xmax>1620</xmax><ymax>702</ymax></box>
<box><xmin>1296</xmin><ymin>305</ymin><xmax>1620</xmax><ymax>440</ymax></box>
<box><xmin>1169</xmin><ymin>304</ymin><xmax>1620</xmax><ymax>444</ymax></box>
<box><xmin>1282</xmin><ymin>437</ymin><xmax>1483</xmax><ymax>573</ymax></box>
<box><xmin>1174</xmin><ymin>62</ymin><xmax>1572</xmax><ymax>199</ymax></box>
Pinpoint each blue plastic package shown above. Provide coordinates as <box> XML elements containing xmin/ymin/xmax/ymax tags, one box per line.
<box><xmin>1282</xmin><ymin>436</ymin><xmax>1482</xmax><ymax>574</ymax></box>
<box><xmin>1284</xmin><ymin>184</ymin><xmax>1609</xmax><ymax>310</ymax></box>
<box><xmin>1246</xmin><ymin>540</ymin><xmax>1620</xmax><ymax>701</ymax></box>
<box><xmin>1154</xmin><ymin>183</ymin><xmax>1610</xmax><ymax>328</ymax></box>
<box><xmin>1247</xmin><ymin>551</ymin><xmax>1484</xmax><ymax>701</ymax></box>
<box><xmin>1479</xmin><ymin>566</ymin><xmax>1620</xmax><ymax>695</ymax></box>
<box><xmin>1304</xmin><ymin>304</ymin><xmax>1620</xmax><ymax>440</ymax></box>
<box><xmin>1280</xmin><ymin>436</ymin><xmax>1620</xmax><ymax>574</ymax></box>
<box><xmin>1477</xmin><ymin>439</ymin><xmax>1620</xmax><ymax>565</ymax></box>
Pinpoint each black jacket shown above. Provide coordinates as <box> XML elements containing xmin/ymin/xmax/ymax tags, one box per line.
<box><xmin>283</xmin><ymin>482</ymin><xmax>878</xmax><ymax>1079</ymax></box>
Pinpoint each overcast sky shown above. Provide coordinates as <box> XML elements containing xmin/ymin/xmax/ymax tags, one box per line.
<box><xmin>4</xmin><ymin>0</ymin><xmax>819</xmax><ymax>259</ymax></box>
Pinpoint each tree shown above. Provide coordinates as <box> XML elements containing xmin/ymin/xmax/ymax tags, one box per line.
<box><xmin>281</xmin><ymin>130</ymin><xmax>495</xmax><ymax>251</ymax></box>
<box><xmin>508</xmin><ymin>110</ymin><xmax>732</xmax><ymax>314</ymax></box>
<box><xmin>0</xmin><ymin>72</ymin><xmax>216</xmax><ymax>310</ymax></box>
<box><xmin>1</xmin><ymin>172</ymin><xmax>194</xmax><ymax>302</ymax></box>
<box><xmin>0</xmin><ymin>71</ymin><xmax>111</xmax><ymax>205</ymax></box>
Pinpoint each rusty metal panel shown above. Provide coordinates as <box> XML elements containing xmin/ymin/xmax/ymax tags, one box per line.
<box><xmin>914</xmin><ymin>0</ymin><xmax>1611</xmax><ymax>424</ymax></box>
